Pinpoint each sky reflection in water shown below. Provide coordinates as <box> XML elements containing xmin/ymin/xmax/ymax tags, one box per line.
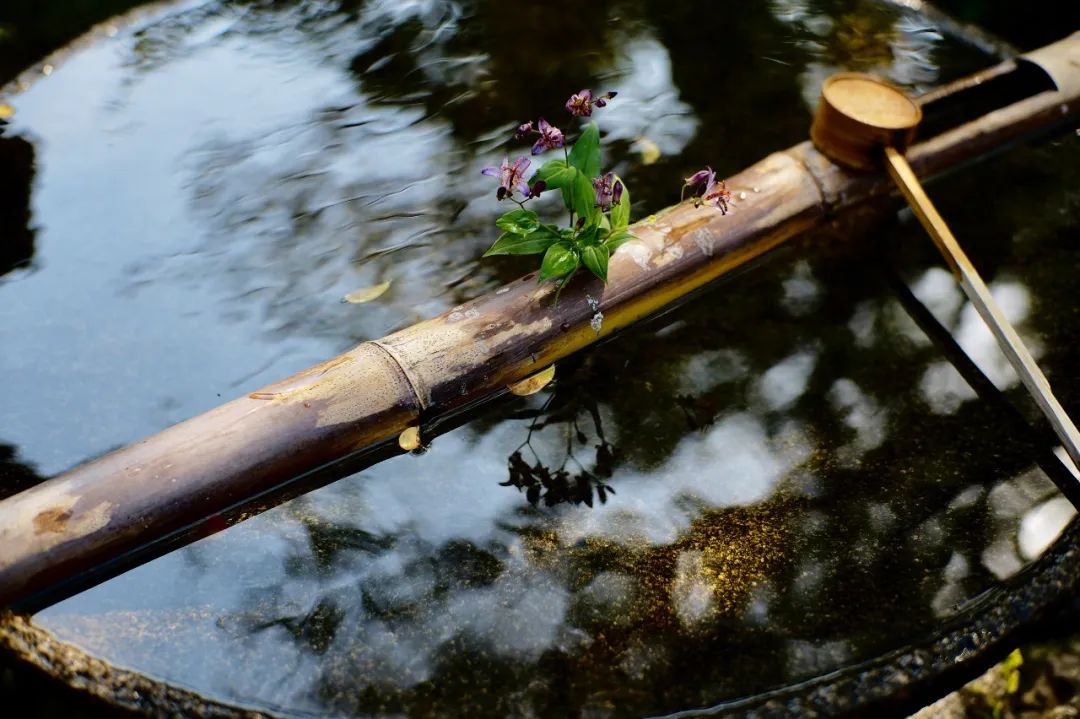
<box><xmin>0</xmin><ymin>0</ymin><xmax>1078</xmax><ymax>715</ymax></box>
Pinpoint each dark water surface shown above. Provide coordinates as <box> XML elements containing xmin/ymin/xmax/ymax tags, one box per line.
<box><xmin>1</xmin><ymin>0</ymin><xmax>1079</xmax><ymax>716</ymax></box>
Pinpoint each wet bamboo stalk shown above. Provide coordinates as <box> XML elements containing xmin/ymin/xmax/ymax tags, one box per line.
<box><xmin>0</xmin><ymin>32</ymin><xmax>1077</xmax><ymax>610</ymax></box>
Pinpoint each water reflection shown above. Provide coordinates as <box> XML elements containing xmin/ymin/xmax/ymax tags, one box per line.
<box><xmin>39</xmin><ymin>209</ymin><xmax>1080</xmax><ymax>716</ymax></box>
<box><xmin>0</xmin><ymin>131</ymin><xmax>35</xmax><ymax>278</ymax></box>
<box><xmin>917</xmin><ymin>271</ymin><xmax>1035</xmax><ymax>414</ymax></box>
<box><xmin>0</xmin><ymin>443</ymin><xmax>43</xmax><ymax>500</ymax></box>
<box><xmin>0</xmin><ymin>0</ymin><xmax>1077</xmax><ymax>716</ymax></box>
<box><xmin>771</xmin><ymin>0</ymin><xmax>950</xmax><ymax>107</ymax></box>
<box><xmin>593</xmin><ymin>32</ymin><xmax>699</xmax><ymax>160</ymax></box>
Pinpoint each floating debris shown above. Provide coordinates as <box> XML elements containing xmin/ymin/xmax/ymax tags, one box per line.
<box><xmin>508</xmin><ymin>364</ymin><xmax>555</xmax><ymax>396</ymax></box>
<box><xmin>635</xmin><ymin>136</ymin><xmax>662</xmax><ymax>165</ymax></box>
<box><xmin>342</xmin><ymin>280</ymin><xmax>391</xmax><ymax>304</ymax></box>
<box><xmin>398</xmin><ymin>426</ymin><xmax>422</xmax><ymax>451</ymax></box>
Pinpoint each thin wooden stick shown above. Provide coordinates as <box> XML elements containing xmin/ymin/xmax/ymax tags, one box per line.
<box><xmin>885</xmin><ymin>145</ymin><xmax>1080</xmax><ymax>473</ymax></box>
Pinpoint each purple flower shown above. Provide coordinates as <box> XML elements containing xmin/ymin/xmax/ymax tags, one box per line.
<box><xmin>531</xmin><ymin>117</ymin><xmax>564</xmax><ymax>155</ymax></box>
<box><xmin>482</xmin><ymin>156</ymin><xmax>532</xmax><ymax>200</ymax></box>
<box><xmin>566</xmin><ymin>89</ymin><xmax>593</xmax><ymax>117</ymax></box>
<box><xmin>566</xmin><ymin>89</ymin><xmax>618</xmax><ymax>117</ymax></box>
<box><xmin>703</xmin><ymin>178</ymin><xmax>732</xmax><ymax>214</ymax></box>
<box><xmin>682</xmin><ymin>166</ymin><xmax>731</xmax><ymax>212</ymax></box>
<box><xmin>683</xmin><ymin>167</ymin><xmax>715</xmax><ymax>194</ymax></box>
<box><xmin>678</xmin><ymin>166</ymin><xmax>730</xmax><ymax>211</ymax></box>
<box><xmin>593</xmin><ymin>172</ymin><xmax>619</xmax><ymax>211</ymax></box>
<box><xmin>529</xmin><ymin>180</ymin><xmax>547</xmax><ymax>198</ymax></box>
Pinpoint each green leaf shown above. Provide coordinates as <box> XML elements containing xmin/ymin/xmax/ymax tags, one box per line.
<box><xmin>568</xmin><ymin>123</ymin><xmax>601</xmax><ymax>179</ymax></box>
<box><xmin>495</xmin><ymin>208</ymin><xmax>540</xmax><ymax>235</ymax></box>
<box><xmin>539</xmin><ymin>242</ymin><xmax>580</xmax><ymax>281</ymax></box>
<box><xmin>569</xmin><ymin>168</ymin><xmax>596</xmax><ymax>223</ymax></box>
<box><xmin>576</xmin><ymin>225</ymin><xmax>602</xmax><ymax>247</ymax></box>
<box><xmin>604</xmin><ymin>229</ymin><xmax>634</xmax><ymax>253</ymax></box>
<box><xmin>533</xmin><ymin>159</ymin><xmax>574</xmax><ymax>190</ymax></box>
<box><xmin>581</xmin><ymin>243</ymin><xmax>609</xmax><ymax>282</ymax></box>
<box><xmin>610</xmin><ymin>174</ymin><xmax>630</xmax><ymax>229</ymax></box>
<box><xmin>483</xmin><ymin>227</ymin><xmax>559</xmax><ymax>257</ymax></box>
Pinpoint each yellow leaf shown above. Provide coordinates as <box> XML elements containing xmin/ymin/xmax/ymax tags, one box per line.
<box><xmin>342</xmin><ymin>280</ymin><xmax>391</xmax><ymax>304</ymax></box>
<box><xmin>507</xmin><ymin>365</ymin><xmax>555</xmax><ymax>396</ymax></box>
<box><xmin>398</xmin><ymin>426</ymin><xmax>421</xmax><ymax>451</ymax></box>
<box><xmin>0</xmin><ymin>104</ymin><xmax>14</xmax><ymax>119</ymax></box>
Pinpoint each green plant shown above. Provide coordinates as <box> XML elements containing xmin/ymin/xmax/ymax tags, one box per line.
<box><xmin>480</xmin><ymin>90</ymin><xmax>629</xmax><ymax>293</ymax></box>
<box><xmin>480</xmin><ymin>90</ymin><xmax>731</xmax><ymax>300</ymax></box>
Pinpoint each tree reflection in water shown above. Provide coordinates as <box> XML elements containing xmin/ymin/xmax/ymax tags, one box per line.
<box><xmin>0</xmin><ymin>443</ymin><xmax>43</xmax><ymax>500</ymax></box>
<box><xmin>0</xmin><ymin>131</ymin><xmax>34</xmax><ymax>278</ymax></box>
<box><xmin>499</xmin><ymin>366</ymin><xmax>618</xmax><ymax>509</ymax></box>
<box><xmin>5</xmin><ymin>0</ymin><xmax>1077</xmax><ymax>716</ymax></box>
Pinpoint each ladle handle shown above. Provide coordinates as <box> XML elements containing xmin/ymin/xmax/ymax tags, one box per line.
<box><xmin>884</xmin><ymin>146</ymin><xmax>1080</xmax><ymax>474</ymax></box>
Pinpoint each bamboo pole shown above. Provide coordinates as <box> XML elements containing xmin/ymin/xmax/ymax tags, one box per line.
<box><xmin>1</xmin><ymin>32</ymin><xmax>1078</xmax><ymax>611</ymax></box>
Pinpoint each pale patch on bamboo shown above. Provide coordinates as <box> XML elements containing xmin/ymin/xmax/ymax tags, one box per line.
<box><xmin>0</xmin><ymin>481</ymin><xmax>112</xmax><ymax>572</ymax></box>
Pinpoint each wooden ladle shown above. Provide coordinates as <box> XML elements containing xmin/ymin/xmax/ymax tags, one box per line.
<box><xmin>811</xmin><ymin>73</ymin><xmax>1080</xmax><ymax>473</ymax></box>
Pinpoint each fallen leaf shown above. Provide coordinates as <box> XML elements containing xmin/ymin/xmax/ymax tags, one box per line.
<box><xmin>398</xmin><ymin>426</ymin><xmax>421</xmax><ymax>451</ymax></box>
<box><xmin>635</xmin><ymin>137</ymin><xmax>661</xmax><ymax>165</ymax></box>
<box><xmin>508</xmin><ymin>365</ymin><xmax>555</xmax><ymax>396</ymax></box>
<box><xmin>342</xmin><ymin>280</ymin><xmax>391</xmax><ymax>304</ymax></box>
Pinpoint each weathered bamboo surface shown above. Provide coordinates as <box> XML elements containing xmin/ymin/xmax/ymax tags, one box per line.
<box><xmin>1</xmin><ymin>32</ymin><xmax>1077</xmax><ymax>610</ymax></box>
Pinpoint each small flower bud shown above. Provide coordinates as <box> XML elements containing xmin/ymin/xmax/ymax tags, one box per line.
<box><xmin>683</xmin><ymin>167</ymin><xmax>714</xmax><ymax>193</ymax></box>
<box><xmin>514</xmin><ymin>121</ymin><xmax>534</xmax><ymax>140</ymax></box>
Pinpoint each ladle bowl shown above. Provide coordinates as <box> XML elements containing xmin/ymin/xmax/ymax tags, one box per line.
<box><xmin>811</xmin><ymin>72</ymin><xmax>922</xmax><ymax>170</ymax></box>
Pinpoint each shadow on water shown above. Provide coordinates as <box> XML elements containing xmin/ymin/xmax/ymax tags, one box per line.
<box><xmin>0</xmin><ymin>443</ymin><xmax>43</xmax><ymax>500</ymax></box>
<box><xmin>0</xmin><ymin>1</ymin><xmax>149</xmax><ymax>85</ymax></box>
<box><xmin>933</xmin><ymin>0</ymin><xmax>1080</xmax><ymax>51</ymax></box>
<box><xmin>0</xmin><ymin>0</ymin><xmax>1077</xmax><ymax>716</ymax></box>
<box><xmin>0</xmin><ymin>130</ymin><xmax>35</xmax><ymax>278</ymax></box>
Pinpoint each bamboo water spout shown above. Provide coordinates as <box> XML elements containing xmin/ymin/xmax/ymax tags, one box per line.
<box><xmin>1</xmin><ymin>31</ymin><xmax>1078</xmax><ymax>611</ymax></box>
